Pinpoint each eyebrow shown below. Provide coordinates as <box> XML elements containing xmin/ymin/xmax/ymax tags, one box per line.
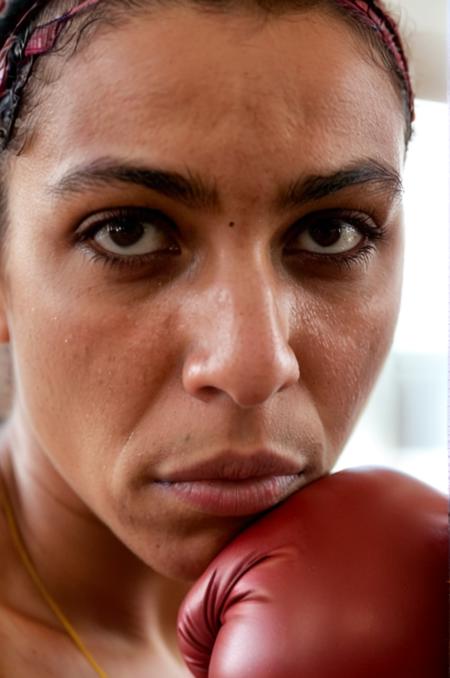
<box><xmin>46</xmin><ymin>157</ymin><xmax>402</xmax><ymax>211</ymax></box>
<box><xmin>277</xmin><ymin>158</ymin><xmax>403</xmax><ymax>210</ymax></box>
<box><xmin>47</xmin><ymin>159</ymin><xmax>220</xmax><ymax>210</ymax></box>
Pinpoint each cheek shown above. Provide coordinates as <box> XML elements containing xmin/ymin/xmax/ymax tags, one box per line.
<box><xmin>7</xmin><ymin>268</ymin><xmax>181</xmax><ymax>484</ymax></box>
<box><xmin>291</xmin><ymin>258</ymin><xmax>403</xmax><ymax>459</ymax></box>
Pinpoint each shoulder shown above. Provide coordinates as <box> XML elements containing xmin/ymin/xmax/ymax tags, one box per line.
<box><xmin>0</xmin><ymin>603</ymin><xmax>86</xmax><ymax>678</ymax></box>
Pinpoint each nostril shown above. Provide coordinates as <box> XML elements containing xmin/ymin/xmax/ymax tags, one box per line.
<box><xmin>193</xmin><ymin>385</ymin><xmax>222</xmax><ymax>403</ymax></box>
<box><xmin>182</xmin><ymin>344</ymin><xmax>300</xmax><ymax>408</ymax></box>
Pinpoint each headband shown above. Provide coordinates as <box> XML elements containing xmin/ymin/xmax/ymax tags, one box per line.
<box><xmin>0</xmin><ymin>0</ymin><xmax>101</xmax><ymax>148</ymax></box>
<box><xmin>0</xmin><ymin>0</ymin><xmax>414</xmax><ymax>150</ymax></box>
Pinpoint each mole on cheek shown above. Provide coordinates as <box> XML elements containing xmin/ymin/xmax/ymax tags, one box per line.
<box><xmin>228</xmin><ymin>221</ymin><xmax>235</xmax><ymax>228</ymax></box>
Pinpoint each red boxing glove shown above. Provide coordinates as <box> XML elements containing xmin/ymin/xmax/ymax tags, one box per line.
<box><xmin>177</xmin><ymin>468</ymin><xmax>447</xmax><ymax>678</ymax></box>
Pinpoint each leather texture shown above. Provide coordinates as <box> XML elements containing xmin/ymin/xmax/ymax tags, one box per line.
<box><xmin>177</xmin><ymin>467</ymin><xmax>448</xmax><ymax>678</ymax></box>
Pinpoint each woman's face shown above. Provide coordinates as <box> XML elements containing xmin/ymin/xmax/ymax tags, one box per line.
<box><xmin>2</xmin><ymin>6</ymin><xmax>405</xmax><ymax>580</ymax></box>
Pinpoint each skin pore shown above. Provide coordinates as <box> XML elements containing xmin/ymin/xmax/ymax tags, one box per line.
<box><xmin>0</xmin><ymin>4</ymin><xmax>405</xmax><ymax>676</ymax></box>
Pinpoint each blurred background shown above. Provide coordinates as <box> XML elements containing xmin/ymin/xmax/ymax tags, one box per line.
<box><xmin>335</xmin><ymin>0</ymin><xmax>448</xmax><ymax>493</ymax></box>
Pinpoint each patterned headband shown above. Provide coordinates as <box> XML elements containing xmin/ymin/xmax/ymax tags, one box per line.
<box><xmin>0</xmin><ymin>0</ymin><xmax>414</xmax><ymax>150</ymax></box>
<box><xmin>0</xmin><ymin>0</ymin><xmax>101</xmax><ymax>148</ymax></box>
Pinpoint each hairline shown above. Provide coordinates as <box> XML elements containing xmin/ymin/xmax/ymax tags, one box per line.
<box><xmin>9</xmin><ymin>0</ymin><xmax>411</xmax><ymax>157</ymax></box>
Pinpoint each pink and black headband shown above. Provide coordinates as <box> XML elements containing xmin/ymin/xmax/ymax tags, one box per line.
<box><xmin>0</xmin><ymin>0</ymin><xmax>100</xmax><ymax>148</ymax></box>
<box><xmin>0</xmin><ymin>0</ymin><xmax>414</xmax><ymax>150</ymax></box>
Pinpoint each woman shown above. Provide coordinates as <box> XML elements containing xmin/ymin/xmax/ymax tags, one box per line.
<box><xmin>0</xmin><ymin>1</ymin><xmax>444</xmax><ymax>676</ymax></box>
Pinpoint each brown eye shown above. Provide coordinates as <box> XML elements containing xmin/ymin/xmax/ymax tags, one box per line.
<box><xmin>106</xmin><ymin>221</ymin><xmax>145</xmax><ymax>249</ymax></box>
<box><xmin>90</xmin><ymin>211</ymin><xmax>180</xmax><ymax>257</ymax></box>
<box><xmin>286</xmin><ymin>215</ymin><xmax>366</xmax><ymax>255</ymax></box>
<box><xmin>308</xmin><ymin>222</ymin><xmax>345</xmax><ymax>248</ymax></box>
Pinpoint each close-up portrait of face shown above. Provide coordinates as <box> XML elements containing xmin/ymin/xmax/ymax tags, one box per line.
<box><xmin>0</xmin><ymin>1</ymin><xmax>446</xmax><ymax>677</ymax></box>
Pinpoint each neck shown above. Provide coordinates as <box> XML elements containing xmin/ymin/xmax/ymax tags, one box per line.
<box><xmin>0</xmin><ymin>409</ymin><xmax>190</xmax><ymax>652</ymax></box>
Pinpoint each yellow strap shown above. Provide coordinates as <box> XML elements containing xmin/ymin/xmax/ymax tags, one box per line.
<box><xmin>0</xmin><ymin>477</ymin><xmax>109</xmax><ymax>678</ymax></box>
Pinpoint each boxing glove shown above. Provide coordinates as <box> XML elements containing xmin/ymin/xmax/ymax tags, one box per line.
<box><xmin>177</xmin><ymin>467</ymin><xmax>448</xmax><ymax>678</ymax></box>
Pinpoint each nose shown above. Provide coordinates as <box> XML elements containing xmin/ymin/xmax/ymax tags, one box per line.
<box><xmin>182</xmin><ymin>271</ymin><xmax>300</xmax><ymax>408</ymax></box>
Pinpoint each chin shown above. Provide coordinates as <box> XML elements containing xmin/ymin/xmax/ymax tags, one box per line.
<box><xmin>146</xmin><ymin>520</ymin><xmax>253</xmax><ymax>583</ymax></box>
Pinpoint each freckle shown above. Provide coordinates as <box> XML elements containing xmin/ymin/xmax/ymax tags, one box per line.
<box><xmin>228</xmin><ymin>221</ymin><xmax>235</xmax><ymax>228</ymax></box>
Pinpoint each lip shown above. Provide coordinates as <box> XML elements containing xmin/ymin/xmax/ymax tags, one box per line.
<box><xmin>154</xmin><ymin>449</ymin><xmax>306</xmax><ymax>516</ymax></box>
<box><xmin>155</xmin><ymin>475</ymin><xmax>303</xmax><ymax>516</ymax></box>
<box><xmin>155</xmin><ymin>449</ymin><xmax>305</xmax><ymax>482</ymax></box>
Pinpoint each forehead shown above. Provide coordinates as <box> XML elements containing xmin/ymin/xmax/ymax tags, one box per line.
<box><xmin>24</xmin><ymin>6</ymin><xmax>405</xmax><ymax>185</ymax></box>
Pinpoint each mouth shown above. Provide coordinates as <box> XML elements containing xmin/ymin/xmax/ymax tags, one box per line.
<box><xmin>154</xmin><ymin>449</ymin><xmax>306</xmax><ymax>516</ymax></box>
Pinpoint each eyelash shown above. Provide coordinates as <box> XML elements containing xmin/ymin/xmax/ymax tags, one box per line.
<box><xmin>76</xmin><ymin>207</ymin><xmax>180</xmax><ymax>271</ymax></box>
<box><xmin>75</xmin><ymin>207</ymin><xmax>387</xmax><ymax>272</ymax></box>
<box><xmin>284</xmin><ymin>211</ymin><xmax>387</xmax><ymax>271</ymax></box>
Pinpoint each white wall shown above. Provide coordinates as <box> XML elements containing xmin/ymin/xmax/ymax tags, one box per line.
<box><xmin>334</xmin><ymin>100</ymin><xmax>448</xmax><ymax>495</ymax></box>
<box><xmin>387</xmin><ymin>0</ymin><xmax>447</xmax><ymax>102</ymax></box>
